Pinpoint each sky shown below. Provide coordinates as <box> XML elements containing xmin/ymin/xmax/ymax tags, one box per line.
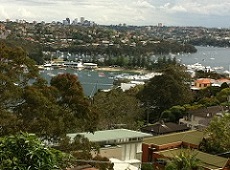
<box><xmin>1</xmin><ymin>0</ymin><xmax>230</xmax><ymax>28</ymax></box>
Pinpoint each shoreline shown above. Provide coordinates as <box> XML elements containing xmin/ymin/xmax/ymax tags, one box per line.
<box><xmin>95</xmin><ymin>66</ymin><xmax>150</xmax><ymax>74</ymax></box>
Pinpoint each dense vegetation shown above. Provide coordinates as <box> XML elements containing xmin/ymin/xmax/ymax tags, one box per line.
<box><xmin>0</xmin><ymin>41</ymin><xmax>229</xmax><ymax>168</ymax></box>
<box><xmin>0</xmin><ymin>133</ymin><xmax>68</xmax><ymax>169</ymax></box>
<box><xmin>3</xmin><ymin>21</ymin><xmax>197</xmax><ymax>67</ymax></box>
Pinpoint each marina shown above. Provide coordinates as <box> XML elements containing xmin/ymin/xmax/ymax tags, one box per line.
<box><xmin>39</xmin><ymin>46</ymin><xmax>230</xmax><ymax>96</ymax></box>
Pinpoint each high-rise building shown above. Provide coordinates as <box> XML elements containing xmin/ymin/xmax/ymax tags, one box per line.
<box><xmin>158</xmin><ymin>23</ymin><xmax>163</xmax><ymax>27</ymax></box>
<box><xmin>66</xmin><ymin>18</ymin><xmax>70</xmax><ymax>25</ymax></box>
<box><xmin>63</xmin><ymin>20</ymin><xmax>69</xmax><ymax>25</ymax></box>
<box><xmin>72</xmin><ymin>18</ymin><xmax>78</xmax><ymax>25</ymax></box>
<box><xmin>80</xmin><ymin>17</ymin><xmax>85</xmax><ymax>23</ymax></box>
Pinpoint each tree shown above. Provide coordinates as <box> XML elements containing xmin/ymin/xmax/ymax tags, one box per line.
<box><xmin>0</xmin><ymin>42</ymin><xmax>39</xmax><ymax>136</ymax></box>
<box><xmin>50</xmin><ymin>73</ymin><xmax>99</xmax><ymax>133</ymax></box>
<box><xmin>162</xmin><ymin>105</ymin><xmax>186</xmax><ymax>122</ymax></box>
<box><xmin>16</xmin><ymin>73</ymin><xmax>99</xmax><ymax>141</ymax></box>
<box><xmin>57</xmin><ymin>134</ymin><xmax>99</xmax><ymax>164</ymax></box>
<box><xmin>165</xmin><ymin>149</ymin><xmax>202</xmax><ymax>170</ymax></box>
<box><xmin>92</xmin><ymin>155</ymin><xmax>114</xmax><ymax>170</ymax></box>
<box><xmin>0</xmin><ymin>132</ymin><xmax>69</xmax><ymax>169</ymax></box>
<box><xmin>216</xmin><ymin>88</ymin><xmax>230</xmax><ymax>103</ymax></box>
<box><xmin>92</xmin><ymin>88</ymin><xmax>144</xmax><ymax>130</ymax></box>
<box><xmin>0</xmin><ymin>43</ymin><xmax>98</xmax><ymax>142</ymax></box>
<box><xmin>137</xmin><ymin>65</ymin><xmax>193</xmax><ymax>121</ymax></box>
<box><xmin>200</xmin><ymin>113</ymin><xmax>230</xmax><ymax>154</ymax></box>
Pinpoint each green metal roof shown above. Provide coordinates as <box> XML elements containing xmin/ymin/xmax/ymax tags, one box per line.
<box><xmin>143</xmin><ymin>130</ymin><xmax>204</xmax><ymax>146</ymax></box>
<box><xmin>155</xmin><ymin>148</ymin><xmax>229</xmax><ymax>169</ymax></box>
<box><xmin>67</xmin><ymin>129</ymin><xmax>152</xmax><ymax>142</ymax></box>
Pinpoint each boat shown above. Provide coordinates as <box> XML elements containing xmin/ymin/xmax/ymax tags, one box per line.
<box><xmin>43</xmin><ymin>63</ymin><xmax>53</xmax><ymax>70</ymax></box>
<box><xmin>98</xmin><ymin>72</ymin><xmax>106</xmax><ymax>77</ymax></box>
<box><xmin>213</xmin><ymin>66</ymin><xmax>224</xmax><ymax>70</ymax></box>
<box><xmin>186</xmin><ymin>63</ymin><xmax>206</xmax><ymax>71</ymax></box>
<box><xmin>63</xmin><ymin>61</ymin><xmax>85</xmax><ymax>69</ymax></box>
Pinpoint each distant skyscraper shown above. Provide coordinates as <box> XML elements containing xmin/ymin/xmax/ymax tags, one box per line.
<box><xmin>72</xmin><ymin>18</ymin><xmax>78</xmax><ymax>25</ymax></box>
<box><xmin>66</xmin><ymin>18</ymin><xmax>70</xmax><ymax>25</ymax></box>
<box><xmin>80</xmin><ymin>17</ymin><xmax>85</xmax><ymax>23</ymax></box>
<box><xmin>158</xmin><ymin>23</ymin><xmax>163</xmax><ymax>27</ymax></box>
<box><xmin>63</xmin><ymin>20</ymin><xmax>69</xmax><ymax>25</ymax></box>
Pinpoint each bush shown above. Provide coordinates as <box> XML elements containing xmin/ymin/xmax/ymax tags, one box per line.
<box><xmin>0</xmin><ymin>132</ymin><xmax>69</xmax><ymax>169</ymax></box>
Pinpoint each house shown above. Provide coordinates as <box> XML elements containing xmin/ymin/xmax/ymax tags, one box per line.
<box><xmin>193</xmin><ymin>78</ymin><xmax>214</xmax><ymax>89</ymax></box>
<box><xmin>67</xmin><ymin>129</ymin><xmax>152</xmax><ymax>170</ymax></box>
<box><xmin>191</xmin><ymin>78</ymin><xmax>230</xmax><ymax>90</ymax></box>
<box><xmin>153</xmin><ymin>148</ymin><xmax>230</xmax><ymax>170</ymax></box>
<box><xmin>142</xmin><ymin>130</ymin><xmax>204</xmax><ymax>168</ymax></box>
<box><xmin>179</xmin><ymin>106</ymin><xmax>227</xmax><ymax>130</ymax></box>
<box><xmin>140</xmin><ymin>122</ymin><xmax>190</xmax><ymax>136</ymax></box>
<box><xmin>142</xmin><ymin>130</ymin><xmax>230</xmax><ymax>170</ymax></box>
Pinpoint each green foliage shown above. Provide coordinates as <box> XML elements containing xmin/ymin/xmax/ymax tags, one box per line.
<box><xmin>221</xmin><ymin>82</ymin><xmax>229</xmax><ymax>89</ymax></box>
<box><xmin>0</xmin><ymin>44</ymin><xmax>98</xmax><ymax>141</ymax></box>
<box><xmin>92</xmin><ymin>155</ymin><xmax>114</xmax><ymax>170</ymax></box>
<box><xmin>194</xmin><ymin>86</ymin><xmax>222</xmax><ymax>103</ymax></box>
<box><xmin>197</xmin><ymin>97</ymin><xmax>220</xmax><ymax>107</ymax></box>
<box><xmin>50</xmin><ymin>73</ymin><xmax>99</xmax><ymax>133</ymax></box>
<box><xmin>138</xmin><ymin>65</ymin><xmax>193</xmax><ymax>121</ymax></box>
<box><xmin>141</xmin><ymin>163</ymin><xmax>154</xmax><ymax>170</ymax></box>
<box><xmin>165</xmin><ymin>149</ymin><xmax>203</xmax><ymax>170</ymax></box>
<box><xmin>92</xmin><ymin>88</ymin><xmax>144</xmax><ymax>130</ymax></box>
<box><xmin>216</xmin><ymin>88</ymin><xmax>230</xmax><ymax>103</ymax></box>
<box><xmin>162</xmin><ymin>105</ymin><xmax>186</xmax><ymax>122</ymax></box>
<box><xmin>58</xmin><ymin>135</ymin><xmax>99</xmax><ymax>159</ymax></box>
<box><xmin>0</xmin><ymin>133</ymin><xmax>69</xmax><ymax>169</ymax></box>
<box><xmin>201</xmin><ymin>113</ymin><xmax>230</xmax><ymax>154</ymax></box>
<box><xmin>194</xmin><ymin>70</ymin><xmax>227</xmax><ymax>79</ymax></box>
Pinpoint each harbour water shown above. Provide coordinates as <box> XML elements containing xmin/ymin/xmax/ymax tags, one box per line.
<box><xmin>40</xmin><ymin>46</ymin><xmax>230</xmax><ymax>96</ymax></box>
<box><xmin>39</xmin><ymin>68</ymin><xmax>134</xmax><ymax>97</ymax></box>
<box><xmin>177</xmin><ymin>46</ymin><xmax>230</xmax><ymax>72</ymax></box>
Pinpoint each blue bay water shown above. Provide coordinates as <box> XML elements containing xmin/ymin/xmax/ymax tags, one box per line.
<box><xmin>40</xmin><ymin>46</ymin><xmax>230</xmax><ymax>96</ymax></box>
<box><xmin>39</xmin><ymin>68</ymin><xmax>132</xmax><ymax>97</ymax></box>
<box><xmin>177</xmin><ymin>46</ymin><xmax>230</xmax><ymax>71</ymax></box>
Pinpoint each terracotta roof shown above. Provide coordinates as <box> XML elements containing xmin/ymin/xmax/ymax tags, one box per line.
<box><xmin>195</xmin><ymin>78</ymin><xmax>212</xmax><ymax>84</ymax></box>
<box><xmin>216</xmin><ymin>78</ymin><xmax>230</xmax><ymax>83</ymax></box>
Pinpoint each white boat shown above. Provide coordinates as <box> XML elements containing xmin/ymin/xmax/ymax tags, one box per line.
<box><xmin>186</xmin><ymin>63</ymin><xmax>206</xmax><ymax>71</ymax></box>
<box><xmin>43</xmin><ymin>63</ymin><xmax>53</xmax><ymax>70</ymax></box>
<box><xmin>63</xmin><ymin>61</ymin><xmax>85</xmax><ymax>69</ymax></box>
<box><xmin>213</xmin><ymin>66</ymin><xmax>224</xmax><ymax>70</ymax></box>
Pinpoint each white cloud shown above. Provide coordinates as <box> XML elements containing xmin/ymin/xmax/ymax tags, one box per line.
<box><xmin>0</xmin><ymin>0</ymin><xmax>229</xmax><ymax>27</ymax></box>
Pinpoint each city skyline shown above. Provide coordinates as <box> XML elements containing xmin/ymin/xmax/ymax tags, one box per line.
<box><xmin>1</xmin><ymin>0</ymin><xmax>230</xmax><ymax>28</ymax></box>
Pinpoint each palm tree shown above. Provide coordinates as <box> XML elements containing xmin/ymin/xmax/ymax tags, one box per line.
<box><xmin>165</xmin><ymin>149</ymin><xmax>203</xmax><ymax>170</ymax></box>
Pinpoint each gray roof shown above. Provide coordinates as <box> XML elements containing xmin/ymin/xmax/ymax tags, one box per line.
<box><xmin>67</xmin><ymin>129</ymin><xmax>152</xmax><ymax>142</ymax></box>
<box><xmin>188</xmin><ymin>106</ymin><xmax>227</xmax><ymax>118</ymax></box>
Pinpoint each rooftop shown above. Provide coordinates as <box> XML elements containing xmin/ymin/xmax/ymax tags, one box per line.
<box><xmin>67</xmin><ymin>129</ymin><xmax>152</xmax><ymax>142</ymax></box>
<box><xmin>188</xmin><ymin>105</ymin><xmax>227</xmax><ymax>118</ymax></box>
<box><xmin>155</xmin><ymin>148</ymin><xmax>229</xmax><ymax>170</ymax></box>
<box><xmin>140</xmin><ymin>122</ymin><xmax>190</xmax><ymax>135</ymax></box>
<box><xmin>143</xmin><ymin>130</ymin><xmax>204</xmax><ymax>146</ymax></box>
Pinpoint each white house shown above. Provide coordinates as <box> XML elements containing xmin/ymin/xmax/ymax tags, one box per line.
<box><xmin>67</xmin><ymin>129</ymin><xmax>151</xmax><ymax>170</ymax></box>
